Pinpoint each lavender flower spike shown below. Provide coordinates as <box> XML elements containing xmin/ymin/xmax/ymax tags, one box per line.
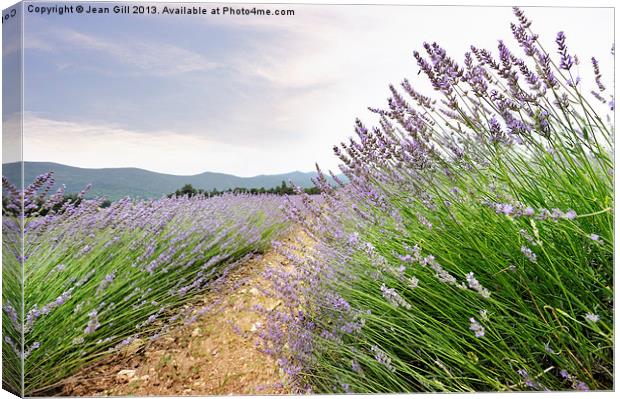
<box><xmin>469</xmin><ymin>318</ymin><xmax>485</xmax><ymax>338</ymax></box>
<box><xmin>556</xmin><ymin>31</ymin><xmax>573</xmax><ymax>71</ymax></box>
<box><xmin>84</xmin><ymin>310</ymin><xmax>100</xmax><ymax>334</ymax></box>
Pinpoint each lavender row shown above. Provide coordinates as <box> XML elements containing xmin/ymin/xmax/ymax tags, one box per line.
<box><xmin>2</xmin><ymin>173</ymin><xmax>290</xmax><ymax>394</ymax></box>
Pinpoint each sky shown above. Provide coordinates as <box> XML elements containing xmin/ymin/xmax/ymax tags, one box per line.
<box><xmin>2</xmin><ymin>1</ymin><xmax>615</xmax><ymax>176</ymax></box>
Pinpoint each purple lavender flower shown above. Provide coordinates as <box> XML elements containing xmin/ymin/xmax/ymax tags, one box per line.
<box><xmin>3</xmin><ymin>303</ymin><xmax>20</xmax><ymax>331</ymax></box>
<box><xmin>21</xmin><ymin>342</ymin><xmax>41</xmax><ymax>359</ymax></box>
<box><xmin>84</xmin><ymin>310</ymin><xmax>100</xmax><ymax>334</ymax></box>
<box><xmin>347</xmin><ymin>232</ymin><xmax>359</xmax><ymax>245</ymax></box>
<box><xmin>469</xmin><ymin>318</ymin><xmax>485</xmax><ymax>338</ymax></box>
<box><xmin>563</xmin><ymin>209</ymin><xmax>577</xmax><ymax>220</ymax></box>
<box><xmin>521</xmin><ymin>246</ymin><xmax>537</xmax><ymax>263</ymax></box>
<box><xmin>576</xmin><ymin>381</ymin><xmax>590</xmax><ymax>391</ymax></box>
<box><xmin>97</xmin><ymin>272</ymin><xmax>116</xmax><ymax>294</ymax></box>
<box><xmin>399</xmin><ymin>253</ymin><xmax>414</xmax><ymax>263</ymax></box>
<box><xmin>512</xmin><ymin>7</ymin><xmax>531</xmax><ymax>28</ymax></box>
<box><xmin>517</xmin><ymin>369</ymin><xmax>539</xmax><ymax>389</ymax></box>
<box><xmin>466</xmin><ymin>272</ymin><xmax>491</xmax><ymax>298</ymax></box>
<box><xmin>380</xmin><ymin>284</ymin><xmax>411</xmax><ymax>309</ymax></box>
<box><xmin>417</xmin><ymin>213</ymin><xmax>433</xmax><ymax>230</ymax></box>
<box><xmin>370</xmin><ymin>345</ymin><xmax>395</xmax><ymax>372</ymax></box>
<box><xmin>351</xmin><ymin>359</ymin><xmax>363</xmax><ymax>374</ymax></box>
<box><xmin>538</xmin><ymin>53</ymin><xmax>559</xmax><ymax>88</ymax></box>
<box><xmin>556</xmin><ymin>32</ymin><xmax>573</xmax><ymax>71</ymax></box>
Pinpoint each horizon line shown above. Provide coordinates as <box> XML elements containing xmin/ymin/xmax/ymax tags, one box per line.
<box><xmin>1</xmin><ymin>160</ymin><xmax>330</xmax><ymax>179</ymax></box>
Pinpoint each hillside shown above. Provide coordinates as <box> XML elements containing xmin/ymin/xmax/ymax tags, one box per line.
<box><xmin>2</xmin><ymin>162</ymin><xmax>341</xmax><ymax>200</ymax></box>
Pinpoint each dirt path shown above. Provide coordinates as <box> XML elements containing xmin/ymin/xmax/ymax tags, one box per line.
<box><xmin>62</xmin><ymin>232</ymin><xmax>305</xmax><ymax>396</ymax></box>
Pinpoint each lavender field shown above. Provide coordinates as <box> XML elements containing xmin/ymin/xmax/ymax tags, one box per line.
<box><xmin>1</xmin><ymin>6</ymin><xmax>614</xmax><ymax>395</ymax></box>
<box><xmin>2</xmin><ymin>174</ymin><xmax>290</xmax><ymax>394</ymax></box>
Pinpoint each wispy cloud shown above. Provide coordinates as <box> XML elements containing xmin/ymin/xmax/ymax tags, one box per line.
<box><xmin>17</xmin><ymin>113</ymin><xmax>327</xmax><ymax>176</ymax></box>
<box><xmin>27</xmin><ymin>26</ymin><xmax>221</xmax><ymax>76</ymax></box>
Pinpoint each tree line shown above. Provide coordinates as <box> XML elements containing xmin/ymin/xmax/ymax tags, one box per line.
<box><xmin>168</xmin><ymin>181</ymin><xmax>321</xmax><ymax>198</ymax></box>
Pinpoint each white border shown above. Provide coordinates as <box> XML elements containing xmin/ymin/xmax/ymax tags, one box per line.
<box><xmin>0</xmin><ymin>1</ymin><xmax>616</xmax><ymax>399</ymax></box>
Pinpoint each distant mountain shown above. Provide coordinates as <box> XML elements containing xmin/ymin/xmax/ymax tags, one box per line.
<box><xmin>2</xmin><ymin>162</ymin><xmax>344</xmax><ymax>201</ymax></box>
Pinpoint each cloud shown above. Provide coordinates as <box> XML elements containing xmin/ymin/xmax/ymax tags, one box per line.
<box><xmin>26</xmin><ymin>26</ymin><xmax>221</xmax><ymax>76</ymax></box>
<box><xmin>16</xmin><ymin>113</ymin><xmax>333</xmax><ymax>176</ymax></box>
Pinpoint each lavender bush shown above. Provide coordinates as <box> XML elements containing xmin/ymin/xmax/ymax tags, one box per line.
<box><xmin>2</xmin><ymin>174</ymin><xmax>289</xmax><ymax>394</ymax></box>
<box><xmin>2</xmin><ymin>206</ymin><xmax>22</xmax><ymax>395</ymax></box>
<box><xmin>260</xmin><ymin>8</ymin><xmax>613</xmax><ymax>392</ymax></box>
